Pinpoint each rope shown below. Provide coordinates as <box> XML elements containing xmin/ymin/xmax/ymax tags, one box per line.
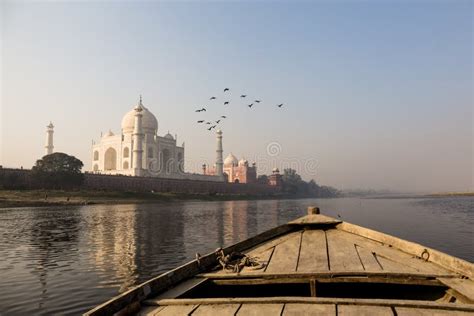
<box><xmin>214</xmin><ymin>248</ymin><xmax>266</xmax><ymax>273</ymax></box>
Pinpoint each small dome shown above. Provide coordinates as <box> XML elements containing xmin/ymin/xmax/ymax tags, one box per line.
<box><xmin>164</xmin><ymin>132</ymin><xmax>174</xmax><ymax>140</ymax></box>
<box><xmin>121</xmin><ymin>99</ymin><xmax>158</xmax><ymax>134</ymax></box>
<box><xmin>103</xmin><ymin>130</ymin><xmax>115</xmax><ymax>137</ymax></box>
<box><xmin>224</xmin><ymin>153</ymin><xmax>238</xmax><ymax>166</ymax></box>
<box><xmin>238</xmin><ymin>158</ymin><xmax>248</xmax><ymax>166</ymax></box>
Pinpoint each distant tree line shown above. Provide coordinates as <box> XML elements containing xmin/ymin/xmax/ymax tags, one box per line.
<box><xmin>258</xmin><ymin>168</ymin><xmax>340</xmax><ymax>198</ymax></box>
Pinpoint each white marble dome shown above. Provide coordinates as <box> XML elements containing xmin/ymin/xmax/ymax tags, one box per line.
<box><xmin>121</xmin><ymin>104</ymin><xmax>158</xmax><ymax>134</ymax></box>
<box><xmin>224</xmin><ymin>153</ymin><xmax>238</xmax><ymax>166</ymax></box>
<box><xmin>164</xmin><ymin>132</ymin><xmax>174</xmax><ymax>140</ymax></box>
<box><xmin>238</xmin><ymin>158</ymin><xmax>248</xmax><ymax>166</ymax></box>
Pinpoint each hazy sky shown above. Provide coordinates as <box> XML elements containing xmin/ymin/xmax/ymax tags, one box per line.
<box><xmin>1</xmin><ymin>1</ymin><xmax>472</xmax><ymax>192</ymax></box>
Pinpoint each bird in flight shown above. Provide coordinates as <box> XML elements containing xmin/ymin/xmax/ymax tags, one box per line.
<box><xmin>277</xmin><ymin>103</ymin><xmax>284</xmax><ymax>108</ymax></box>
<box><xmin>210</xmin><ymin>96</ymin><xmax>216</xmax><ymax>100</ymax></box>
<box><xmin>248</xmin><ymin>103</ymin><xmax>254</xmax><ymax>108</ymax></box>
<box><xmin>206</xmin><ymin>122</ymin><xmax>211</xmax><ymax>125</ymax></box>
<box><xmin>216</xmin><ymin>120</ymin><xmax>221</xmax><ymax>124</ymax></box>
<box><xmin>221</xmin><ymin>115</ymin><xmax>227</xmax><ymax>118</ymax></box>
<box><xmin>196</xmin><ymin>108</ymin><xmax>206</xmax><ymax>112</ymax></box>
<box><xmin>197</xmin><ymin>120</ymin><xmax>204</xmax><ymax>123</ymax></box>
<box><xmin>224</xmin><ymin>88</ymin><xmax>230</xmax><ymax>92</ymax></box>
<box><xmin>224</xmin><ymin>101</ymin><xmax>229</xmax><ymax>105</ymax></box>
<box><xmin>240</xmin><ymin>94</ymin><xmax>247</xmax><ymax>98</ymax></box>
<box><xmin>255</xmin><ymin>100</ymin><xmax>261</xmax><ymax>103</ymax></box>
<box><xmin>208</xmin><ymin>125</ymin><xmax>217</xmax><ymax>130</ymax></box>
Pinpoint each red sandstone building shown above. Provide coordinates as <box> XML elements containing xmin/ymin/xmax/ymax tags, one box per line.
<box><xmin>203</xmin><ymin>153</ymin><xmax>257</xmax><ymax>184</ymax></box>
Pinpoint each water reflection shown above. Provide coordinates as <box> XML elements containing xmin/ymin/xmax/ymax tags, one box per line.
<box><xmin>84</xmin><ymin>205</ymin><xmax>139</xmax><ymax>292</ymax></box>
<box><xmin>0</xmin><ymin>197</ymin><xmax>472</xmax><ymax>315</ymax></box>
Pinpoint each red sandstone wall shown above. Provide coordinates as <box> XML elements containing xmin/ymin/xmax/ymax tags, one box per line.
<box><xmin>83</xmin><ymin>173</ymin><xmax>279</xmax><ymax>195</ymax></box>
<box><xmin>0</xmin><ymin>168</ymin><xmax>280</xmax><ymax>195</ymax></box>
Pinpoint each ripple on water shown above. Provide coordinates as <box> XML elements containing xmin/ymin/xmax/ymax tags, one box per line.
<box><xmin>0</xmin><ymin>197</ymin><xmax>472</xmax><ymax>315</ymax></box>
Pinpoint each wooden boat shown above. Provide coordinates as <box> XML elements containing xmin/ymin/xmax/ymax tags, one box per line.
<box><xmin>85</xmin><ymin>207</ymin><xmax>474</xmax><ymax>316</ymax></box>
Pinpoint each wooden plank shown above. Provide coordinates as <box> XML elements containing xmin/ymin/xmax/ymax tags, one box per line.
<box><xmin>155</xmin><ymin>304</ymin><xmax>197</xmax><ymax>315</ymax></box>
<box><xmin>265</xmin><ymin>231</ymin><xmax>302</xmax><ymax>273</ymax></box>
<box><xmin>326</xmin><ymin>229</ymin><xmax>364</xmax><ymax>271</ymax></box>
<box><xmin>138</xmin><ymin>306</ymin><xmax>165</xmax><ymax>316</ymax></box>
<box><xmin>245</xmin><ymin>231</ymin><xmax>302</xmax><ymax>256</ymax></box>
<box><xmin>192</xmin><ymin>304</ymin><xmax>240</xmax><ymax>316</ymax></box>
<box><xmin>395</xmin><ymin>307</ymin><xmax>473</xmax><ymax>315</ymax></box>
<box><xmin>338</xmin><ymin>305</ymin><xmax>393</xmax><ymax>316</ymax></box>
<box><xmin>354</xmin><ymin>244</ymin><xmax>383</xmax><ymax>272</ymax></box>
<box><xmin>376</xmin><ymin>255</ymin><xmax>419</xmax><ymax>273</ymax></box>
<box><xmin>236</xmin><ymin>303</ymin><xmax>284</xmax><ymax>315</ymax></box>
<box><xmin>199</xmin><ymin>271</ymin><xmax>457</xmax><ymax>280</ymax></box>
<box><xmin>438</xmin><ymin>277</ymin><xmax>474</xmax><ymax>303</ymax></box>
<box><xmin>155</xmin><ymin>297</ymin><xmax>474</xmax><ymax>312</ymax></box>
<box><xmin>282</xmin><ymin>303</ymin><xmax>336</xmax><ymax>315</ymax></box>
<box><xmin>154</xmin><ymin>278</ymin><xmax>207</xmax><ymax>300</ymax></box>
<box><xmin>289</xmin><ymin>214</ymin><xmax>341</xmax><ymax>226</ymax></box>
<box><xmin>335</xmin><ymin>228</ymin><xmax>449</xmax><ymax>275</ymax></box>
<box><xmin>338</xmin><ymin>222</ymin><xmax>474</xmax><ymax>279</ymax></box>
<box><xmin>297</xmin><ymin>230</ymin><xmax>329</xmax><ymax>272</ymax></box>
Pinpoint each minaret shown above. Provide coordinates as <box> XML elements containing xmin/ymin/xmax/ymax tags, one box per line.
<box><xmin>45</xmin><ymin>122</ymin><xmax>54</xmax><ymax>155</ymax></box>
<box><xmin>216</xmin><ymin>129</ymin><xmax>224</xmax><ymax>176</ymax></box>
<box><xmin>132</xmin><ymin>96</ymin><xmax>144</xmax><ymax>176</ymax></box>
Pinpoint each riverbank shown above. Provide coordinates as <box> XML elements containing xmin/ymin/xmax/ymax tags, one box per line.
<box><xmin>427</xmin><ymin>192</ymin><xmax>474</xmax><ymax>197</ymax></box>
<box><xmin>0</xmin><ymin>189</ymin><xmax>299</xmax><ymax>208</ymax></box>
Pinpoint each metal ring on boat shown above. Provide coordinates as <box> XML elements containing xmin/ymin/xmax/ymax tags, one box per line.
<box><xmin>421</xmin><ymin>249</ymin><xmax>430</xmax><ymax>261</ymax></box>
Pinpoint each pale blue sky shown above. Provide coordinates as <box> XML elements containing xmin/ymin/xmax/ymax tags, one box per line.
<box><xmin>1</xmin><ymin>1</ymin><xmax>472</xmax><ymax>192</ymax></box>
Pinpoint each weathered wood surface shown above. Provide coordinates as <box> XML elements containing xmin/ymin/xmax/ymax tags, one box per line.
<box><xmin>199</xmin><ymin>271</ymin><xmax>458</xmax><ymax>280</ymax></box>
<box><xmin>153</xmin><ymin>277</ymin><xmax>207</xmax><ymax>300</ymax></box>
<box><xmin>334</xmin><ymin>228</ymin><xmax>450</xmax><ymax>274</ymax></box>
<box><xmin>297</xmin><ymin>229</ymin><xmax>329</xmax><ymax>272</ymax></box>
<box><xmin>438</xmin><ymin>277</ymin><xmax>474</xmax><ymax>303</ymax></box>
<box><xmin>289</xmin><ymin>214</ymin><xmax>341</xmax><ymax>226</ymax></box>
<box><xmin>338</xmin><ymin>222</ymin><xmax>474</xmax><ymax>279</ymax></box>
<box><xmin>236</xmin><ymin>303</ymin><xmax>283</xmax><ymax>315</ymax></box>
<box><xmin>395</xmin><ymin>307</ymin><xmax>474</xmax><ymax>315</ymax></box>
<box><xmin>327</xmin><ymin>229</ymin><xmax>365</xmax><ymax>271</ymax></box>
<box><xmin>137</xmin><ymin>306</ymin><xmax>165</xmax><ymax>316</ymax></box>
<box><xmin>192</xmin><ymin>304</ymin><xmax>240</xmax><ymax>316</ymax></box>
<box><xmin>265</xmin><ymin>231</ymin><xmax>302</xmax><ymax>273</ymax></box>
<box><xmin>338</xmin><ymin>304</ymin><xmax>393</xmax><ymax>316</ymax></box>
<box><xmin>282</xmin><ymin>303</ymin><xmax>335</xmax><ymax>315</ymax></box>
<box><xmin>154</xmin><ymin>297</ymin><xmax>474</xmax><ymax>313</ymax></box>
<box><xmin>153</xmin><ymin>304</ymin><xmax>197</xmax><ymax>315</ymax></box>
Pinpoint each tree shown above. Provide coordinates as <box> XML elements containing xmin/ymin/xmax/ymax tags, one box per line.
<box><xmin>32</xmin><ymin>153</ymin><xmax>84</xmax><ymax>189</ymax></box>
<box><xmin>280</xmin><ymin>168</ymin><xmax>340</xmax><ymax>197</ymax></box>
<box><xmin>257</xmin><ymin>175</ymin><xmax>269</xmax><ymax>185</ymax></box>
<box><xmin>282</xmin><ymin>168</ymin><xmax>304</xmax><ymax>194</ymax></box>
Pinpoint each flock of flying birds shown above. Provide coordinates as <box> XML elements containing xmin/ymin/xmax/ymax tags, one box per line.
<box><xmin>195</xmin><ymin>88</ymin><xmax>284</xmax><ymax>131</ymax></box>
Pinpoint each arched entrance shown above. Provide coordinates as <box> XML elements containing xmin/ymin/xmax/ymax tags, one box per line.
<box><xmin>104</xmin><ymin>147</ymin><xmax>117</xmax><ymax>170</ymax></box>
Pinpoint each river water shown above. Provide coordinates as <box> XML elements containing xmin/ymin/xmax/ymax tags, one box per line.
<box><xmin>0</xmin><ymin>196</ymin><xmax>472</xmax><ymax>315</ymax></box>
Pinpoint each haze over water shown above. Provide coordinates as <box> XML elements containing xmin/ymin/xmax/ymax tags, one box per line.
<box><xmin>0</xmin><ymin>197</ymin><xmax>472</xmax><ymax>315</ymax></box>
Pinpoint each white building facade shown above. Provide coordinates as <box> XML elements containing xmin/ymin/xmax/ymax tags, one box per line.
<box><xmin>91</xmin><ymin>97</ymin><xmax>221</xmax><ymax>181</ymax></box>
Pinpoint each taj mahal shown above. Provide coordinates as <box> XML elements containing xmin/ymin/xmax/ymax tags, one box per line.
<box><xmin>91</xmin><ymin>97</ymin><xmax>183</xmax><ymax>177</ymax></box>
<box><xmin>89</xmin><ymin>97</ymin><xmax>224</xmax><ymax>181</ymax></box>
<box><xmin>44</xmin><ymin>97</ymin><xmax>267</xmax><ymax>184</ymax></box>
